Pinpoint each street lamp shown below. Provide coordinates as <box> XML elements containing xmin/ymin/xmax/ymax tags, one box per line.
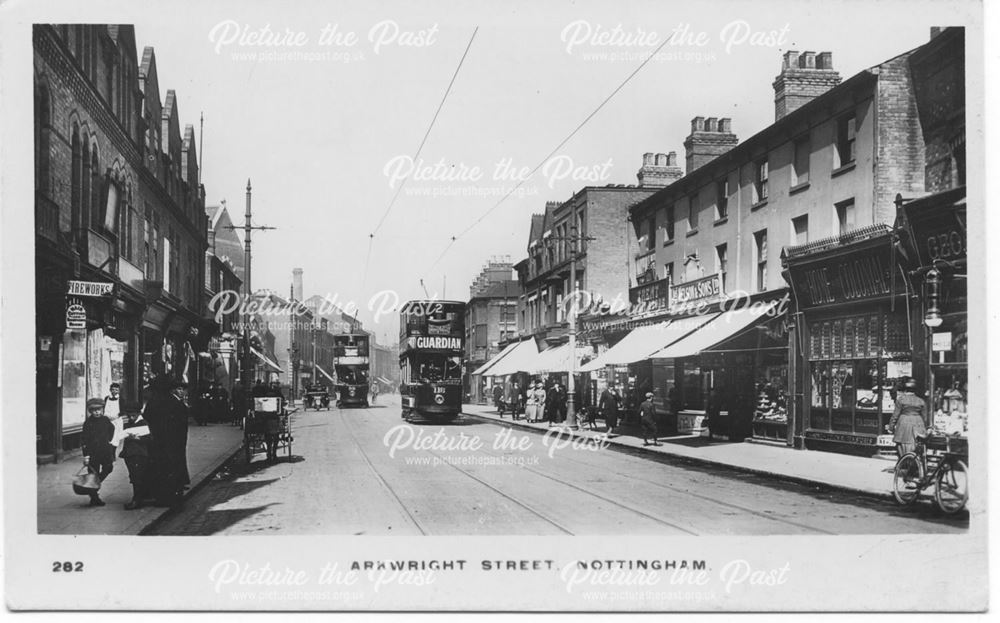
<box><xmin>924</xmin><ymin>268</ymin><xmax>943</xmax><ymax>328</ymax></box>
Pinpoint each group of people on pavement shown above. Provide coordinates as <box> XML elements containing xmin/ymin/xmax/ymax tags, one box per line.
<box><xmin>81</xmin><ymin>376</ymin><xmax>191</xmax><ymax>510</ymax></box>
<box><xmin>598</xmin><ymin>383</ymin><xmax>659</xmax><ymax>445</ymax></box>
<box><xmin>493</xmin><ymin>379</ymin><xmax>571</xmax><ymax>424</ymax></box>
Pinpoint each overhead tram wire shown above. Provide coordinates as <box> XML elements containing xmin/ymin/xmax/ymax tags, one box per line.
<box><xmin>361</xmin><ymin>27</ymin><xmax>479</xmax><ymax>289</ymax></box>
<box><xmin>420</xmin><ymin>32</ymin><xmax>676</xmax><ymax>279</ymax></box>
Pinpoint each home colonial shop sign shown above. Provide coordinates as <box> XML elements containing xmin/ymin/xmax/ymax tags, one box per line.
<box><xmin>789</xmin><ymin>244</ymin><xmax>893</xmax><ymax>309</ymax></box>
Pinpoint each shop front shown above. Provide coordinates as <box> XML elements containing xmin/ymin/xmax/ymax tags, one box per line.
<box><xmin>783</xmin><ymin>224</ymin><xmax>912</xmax><ymax>455</ymax></box>
<box><xmin>896</xmin><ymin>187</ymin><xmax>968</xmax><ymax>441</ymax></box>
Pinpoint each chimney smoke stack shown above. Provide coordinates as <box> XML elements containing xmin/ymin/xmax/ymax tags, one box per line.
<box><xmin>292</xmin><ymin>268</ymin><xmax>303</xmax><ymax>301</ymax></box>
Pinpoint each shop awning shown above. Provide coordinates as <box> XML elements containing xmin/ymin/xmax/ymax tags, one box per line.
<box><xmin>317</xmin><ymin>365</ymin><xmax>336</xmax><ymax>383</ymax></box>
<box><xmin>250</xmin><ymin>347</ymin><xmax>282</xmax><ymax>372</ymax></box>
<box><xmin>526</xmin><ymin>343</ymin><xmax>589</xmax><ymax>374</ymax></box>
<box><xmin>471</xmin><ymin>341</ymin><xmax>519</xmax><ymax>376</ymax></box>
<box><xmin>485</xmin><ymin>338</ymin><xmax>540</xmax><ymax>376</ymax></box>
<box><xmin>650</xmin><ymin>303</ymin><xmax>779</xmax><ymax>359</ymax></box>
<box><xmin>579</xmin><ymin>314</ymin><xmax>719</xmax><ymax>372</ymax></box>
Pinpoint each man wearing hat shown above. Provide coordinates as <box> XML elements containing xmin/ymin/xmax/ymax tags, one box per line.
<box><xmin>81</xmin><ymin>397</ymin><xmax>116</xmax><ymax>506</ymax></box>
<box><xmin>639</xmin><ymin>392</ymin><xmax>660</xmax><ymax>446</ymax></box>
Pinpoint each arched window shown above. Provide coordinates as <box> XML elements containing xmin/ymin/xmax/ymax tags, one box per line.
<box><xmin>34</xmin><ymin>86</ymin><xmax>52</xmax><ymax>194</ymax></box>
<box><xmin>81</xmin><ymin>133</ymin><xmax>90</xmax><ymax>231</ymax></box>
<box><xmin>90</xmin><ymin>145</ymin><xmax>101</xmax><ymax>229</ymax></box>
<box><xmin>71</xmin><ymin>123</ymin><xmax>81</xmax><ymax>234</ymax></box>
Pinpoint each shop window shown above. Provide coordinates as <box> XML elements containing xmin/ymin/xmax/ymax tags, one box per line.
<box><xmin>681</xmin><ymin>362</ymin><xmax>703</xmax><ymax>410</ymax></box>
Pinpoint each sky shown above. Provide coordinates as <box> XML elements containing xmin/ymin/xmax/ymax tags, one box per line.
<box><xmin>101</xmin><ymin>0</ymin><xmax>979</xmax><ymax>342</ymax></box>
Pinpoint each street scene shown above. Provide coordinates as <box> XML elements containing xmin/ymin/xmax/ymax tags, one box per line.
<box><xmin>31</xmin><ymin>13</ymin><xmax>971</xmax><ymax>541</ymax></box>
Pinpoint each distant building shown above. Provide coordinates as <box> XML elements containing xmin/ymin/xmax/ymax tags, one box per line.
<box><xmin>463</xmin><ymin>259</ymin><xmax>519</xmax><ymax>403</ymax></box>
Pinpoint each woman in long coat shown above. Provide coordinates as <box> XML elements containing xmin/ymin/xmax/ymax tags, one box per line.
<box><xmin>888</xmin><ymin>377</ymin><xmax>928</xmax><ymax>458</ymax></box>
<box><xmin>142</xmin><ymin>377</ymin><xmax>191</xmax><ymax>505</ymax></box>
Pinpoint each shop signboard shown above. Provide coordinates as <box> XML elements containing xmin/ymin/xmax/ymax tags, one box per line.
<box><xmin>68</xmin><ymin>280</ymin><xmax>114</xmax><ymax>297</ymax></box>
<box><xmin>670</xmin><ymin>274</ymin><xmax>722</xmax><ymax>307</ymax></box>
<box><xmin>901</xmin><ymin>188</ymin><xmax>966</xmax><ymax>268</ymax></box>
<box><xmin>65</xmin><ymin>298</ymin><xmax>87</xmax><ymax>330</ymax></box>
<box><xmin>788</xmin><ymin>241</ymin><xmax>894</xmax><ymax>309</ymax></box>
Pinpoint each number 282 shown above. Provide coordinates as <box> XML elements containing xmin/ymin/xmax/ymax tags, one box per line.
<box><xmin>52</xmin><ymin>561</ymin><xmax>84</xmax><ymax>572</ymax></box>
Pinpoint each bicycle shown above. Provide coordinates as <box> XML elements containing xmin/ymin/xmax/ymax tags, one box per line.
<box><xmin>892</xmin><ymin>432</ymin><xmax>969</xmax><ymax>514</ymax></box>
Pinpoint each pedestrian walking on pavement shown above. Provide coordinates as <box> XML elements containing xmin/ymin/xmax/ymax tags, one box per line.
<box><xmin>142</xmin><ymin>376</ymin><xmax>191</xmax><ymax>506</ymax></box>
<box><xmin>599</xmin><ymin>384</ymin><xmax>620</xmax><ymax>433</ymax></box>
<box><xmin>639</xmin><ymin>392</ymin><xmax>660</xmax><ymax>446</ymax></box>
<box><xmin>544</xmin><ymin>381</ymin><xmax>558</xmax><ymax>426</ymax></box>
<box><xmin>553</xmin><ymin>383</ymin><xmax>568</xmax><ymax>424</ymax></box>
<box><xmin>888</xmin><ymin>377</ymin><xmax>927</xmax><ymax>458</ymax></box>
<box><xmin>81</xmin><ymin>397</ymin><xmax>116</xmax><ymax>506</ymax></box>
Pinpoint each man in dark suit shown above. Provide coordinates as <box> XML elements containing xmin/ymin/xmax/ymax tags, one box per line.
<box><xmin>639</xmin><ymin>392</ymin><xmax>660</xmax><ymax>446</ymax></box>
<box><xmin>599</xmin><ymin>384</ymin><xmax>620</xmax><ymax>433</ymax></box>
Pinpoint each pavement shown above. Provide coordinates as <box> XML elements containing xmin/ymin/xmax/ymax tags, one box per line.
<box><xmin>37</xmin><ymin>421</ymin><xmax>245</xmax><ymax>535</ymax></box>
<box><xmin>461</xmin><ymin>403</ymin><xmax>897</xmax><ymax>500</ymax></box>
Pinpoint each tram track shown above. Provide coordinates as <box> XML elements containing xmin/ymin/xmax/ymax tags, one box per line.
<box><xmin>466</xmin><ymin>416</ymin><xmax>838</xmax><ymax>535</ymax></box>
<box><xmin>337</xmin><ymin>409</ymin><xmax>429</xmax><ymax>535</ymax></box>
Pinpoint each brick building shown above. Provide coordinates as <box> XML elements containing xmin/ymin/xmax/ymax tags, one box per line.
<box><xmin>463</xmin><ymin>259</ymin><xmax>519</xmax><ymax>403</ymax></box>
<box><xmin>607</xmin><ymin>32</ymin><xmax>962</xmax><ymax>452</ymax></box>
<box><xmin>202</xmin><ymin>202</ymin><xmax>243</xmax><ymax>393</ymax></box>
<box><xmin>34</xmin><ymin>25</ymin><xmax>209</xmax><ymax>460</ymax></box>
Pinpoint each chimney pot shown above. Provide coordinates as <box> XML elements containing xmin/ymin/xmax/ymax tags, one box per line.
<box><xmin>643</xmin><ymin>152</ymin><xmax>654</xmax><ymax>165</ymax></box>
<box><xmin>800</xmin><ymin>51</ymin><xmax>816</xmax><ymax>69</ymax></box>
<box><xmin>783</xmin><ymin>50</ymin><xmax>799</xmax><ymax>70</ymax></box>
<box><xmin>705</xmin><ymin>117</ymin><xmax>718</xmax><ymax>132</ymax></box>
<box><xmin>817</xmin><ymin>51</ymin><xmax>833</xmax><ymax>69</ymax></box>
<box><xmin>691</xmin><ymin>116</ymin><xmax>705</xmax><ymax>133</ymax></box>
<box><xmin>719</xmin><ymin>118</ymin><xmax>732</xmax><ymax>133</ymax></box>
<box><xmin>667</xmin><ymin>151</ymin><xmax>677</xmax><ymax>166</ymax></box>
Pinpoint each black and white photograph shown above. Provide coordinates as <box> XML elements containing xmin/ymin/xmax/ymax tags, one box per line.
<box><xmin>1</xmin><ymin>0</ymin><xmax>991</xmax><ymax>612</ymax></box>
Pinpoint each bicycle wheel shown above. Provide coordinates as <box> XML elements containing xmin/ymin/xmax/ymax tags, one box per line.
<box><xmin>892</xmin><ymin>453</ymin><xmax>924</xmax><ymax>505</ymax></box>
<box><xmin>934</xmin><ymin>459</ymin><xmax>968</xmax><ymax>514</ymax></box>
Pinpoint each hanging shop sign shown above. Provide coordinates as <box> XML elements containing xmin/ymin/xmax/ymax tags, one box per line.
<box><xmin>900</xmin><ymin>188</ymin><xmax>966</xmax><ymax>268</ymax></box>
<box><xmin>65</xmin><ymin>298</ymin><xmax>87</xmax><ymax>330</ymax></box>
<box><xmin>67</xmin><ymin>280</ymin><xmax>115</xmax><ymax>297</ymax></box>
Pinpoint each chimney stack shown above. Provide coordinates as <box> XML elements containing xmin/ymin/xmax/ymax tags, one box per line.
<box><xmin>292</xmin><ymin>268</ymin><xmax>303</xmax><ymax>301</ymax></box>
<box><xmin>683</xmin><ymin>118</ymin><xmax>738</xmax><ymax>175</ymax></box>
<box><xmin>773</xmin><ymin>50</ymin><xmax>841</xmax><ymax>121</ymax></box>
<box><xmin>637</xmin><ymin>151</ymin><xmax>683</xmax><ymax>187</ymax></box>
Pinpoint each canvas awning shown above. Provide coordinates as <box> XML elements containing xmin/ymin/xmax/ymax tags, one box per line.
<box><xmin>250</xmin><ymin>347</ymin><xmax>282</xmax><ymax>372</ymax></box>
<box><xmin>579</xmin><ymin>314</ymin><xmax>720</xmax><ymax>372</ymax></box>
<box><xmin>650</xmin><ymin>303</ymin><xmax>779</xmax><ymax>359</ymax></box>
<box><xmin>526</xmin><ymin>343</ymin><xmax>589</xmax><ymax>374</ymax></box>
<box><xmin>485</xmin><ymin>339</ymin><xmax>540</xmax><ymax>376</ymax></box>
<box><xmin>471</xmin><ymin>341</ymin><xmax>519</xmax><ymax>376</ymax></box>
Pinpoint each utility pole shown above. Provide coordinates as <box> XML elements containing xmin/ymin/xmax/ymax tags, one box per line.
<box><xmin>548</xmin><ymin>225</ymin><xmax>596</xmax><ymax>430</ymax></box>
<box><xmin>225</xmin><ymin>179</ymin><xmax>275</xmax><ymax>398</ymax></box>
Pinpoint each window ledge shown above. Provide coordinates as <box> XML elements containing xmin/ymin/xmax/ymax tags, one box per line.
<box><xmin>686</xmin><ymin>228</ymin><xmax>699</xmax><ymax>238</ymax></box>
<box><xmin>789</xmin><ymin>181</ymin><xmax>811</xmax><ymax>195</ymax></box>
<box><xmin>831</xmin><ymin>162</ymin><xmax>856</xmax><ymax>178</ymax></box>
<box><xmin>714</xmin><ymin>217</ymin><xmax>729</xmax><ymax>227</ymax></box>
<box><xmin>750</xmin><ymin>200</ymin><xmax>768</xmax><ymax>211</ymax></box>
<box><xmin>662</xmin><ymin>238</ymin><xmax>675</xmax><ymax>248</ymax></box>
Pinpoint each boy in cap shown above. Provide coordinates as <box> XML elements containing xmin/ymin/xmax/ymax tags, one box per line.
<box><xmin>81</xmin><ymin>397</ymin><xmax>116</xmax><ymax>506</ymax></box>
<box><xmin>639</xmin><ymin>392</ymin><xmax>660</xmax><ymax>446</ymax></box>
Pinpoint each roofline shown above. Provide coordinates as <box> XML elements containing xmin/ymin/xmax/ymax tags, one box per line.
<box><xmin>629</xmin><ymin>68</ymin><xmax>882</xmax><ymax>218</ymax></box>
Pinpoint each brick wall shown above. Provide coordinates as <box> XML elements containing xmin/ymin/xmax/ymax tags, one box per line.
<box><xmin>875</xmin><ymin>54</ymin><xmax>926</xmax><ymax>222</ymax></box>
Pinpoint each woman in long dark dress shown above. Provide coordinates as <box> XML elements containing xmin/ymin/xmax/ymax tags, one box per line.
<box><xmin>142</xmin><ymin>377</ymin><xmax>191</xmax><ymax>505</ymax></box>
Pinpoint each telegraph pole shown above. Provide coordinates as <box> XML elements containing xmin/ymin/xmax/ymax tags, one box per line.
<box><xmin>548</xmin><ymin>226</ymin><xmax>596</xmax><ymax>430</ymax></box>
<box><xmin>225</xmin><ymin>179</ymin><xmax>275</xmax><ymax>398</ymax></box>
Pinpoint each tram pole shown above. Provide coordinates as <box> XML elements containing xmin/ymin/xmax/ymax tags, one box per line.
<box><xmin>226</xmin><ymin>179</ymin><xmax>275</xmax><ymax>399</ymax></box>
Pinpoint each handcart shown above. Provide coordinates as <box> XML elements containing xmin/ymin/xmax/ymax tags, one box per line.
<box><xmin>244</xmin><ymin>396</ymin><xmax>293</xmax><ymax>462</ymax></box>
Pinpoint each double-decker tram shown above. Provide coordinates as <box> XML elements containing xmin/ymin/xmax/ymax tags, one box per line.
<box><xmin>333</xmin><ymin>333</ymin><xmax>370</xmax><ymax>407</ymax></box>
<box><xmin>399</xmin><ymin>300</ymin><xmax>466</xmax><ymax>422</ymax></box>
